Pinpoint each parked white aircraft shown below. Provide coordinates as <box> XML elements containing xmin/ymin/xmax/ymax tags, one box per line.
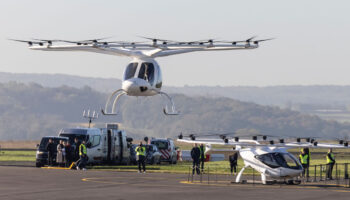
<box><xmin>177</xmin><ymin>133</ymin><xmax>350</xmax><ymax>184</ymax></box>
<box><xmin>11</xmin><ymin>36</ymin><xmax>272</xmax><ymax>115</ymax></box>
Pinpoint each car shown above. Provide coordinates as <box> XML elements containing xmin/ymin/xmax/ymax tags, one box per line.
<box><xmin>150</xmin><ymin>138</ymin><xmax>178</xmax><ymax>164</ymax></box>
<box><xmin>130</xmin><ymin>144</ymin><xmax>162</xmax><ymax>165</ymax></box>
<box><xmin>35</xmin><ymin>136</ymin><xmax>69</xmax><ymax>167</ymax></box>
<box><xmin>145</xmin><ymin>144</ymin><xmax>161</xmax><ymax>165</ymax></box>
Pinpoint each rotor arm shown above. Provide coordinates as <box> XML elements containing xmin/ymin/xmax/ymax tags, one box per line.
<box><xmin>150</xmin><ymin>44</ymin><xmax>257</xmax><ymax>57</ymax></box>
<box><xmin>29</xmin><ymin>45</ymin><xmax>137</xmax><ymax>57</ymax></box>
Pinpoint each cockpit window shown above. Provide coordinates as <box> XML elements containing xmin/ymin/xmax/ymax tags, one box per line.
<box><xmin>138</xmin><ymin>63</ymin><xmax>155</xmax><ymax>85</ymax></box>
<box><xmin>256</xmin><ymin>153</ymin><xmax>301</xmax><ymax>169</ymax></box>
<box><xmin>124</xmin><ymin>63</ymin><xmax>138</xmax><ymax>80</ymax></box>
<box><xmin>155</xmin><ymin>67</ymin><xmax>162</xmax><ymax>88</ymax></box>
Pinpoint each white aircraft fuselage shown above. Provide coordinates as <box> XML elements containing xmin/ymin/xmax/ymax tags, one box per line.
<box><xmin>237</xmin><ymin>146</ymin><xmax>303</xmax><ymax>184</ymax></box>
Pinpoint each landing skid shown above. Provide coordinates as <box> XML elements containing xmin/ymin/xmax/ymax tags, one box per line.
<box><xmin>101</xmin><ymin>89</ymin><xmax>126</xmax><ymax>115</ymax></box>
<box><xmin>159</xmin><ymin>91</ymin><xmax>180</xmax><ymax>115</ymax></box>
<box><xmin>235</xmin><ymin>165</ymin><xmax>267</xmax><ymax>184</ymax></box>
<box><xmin>101</xmin><ymin>89</ymin><xmax>180</xmax><ymax>116</ymax></box>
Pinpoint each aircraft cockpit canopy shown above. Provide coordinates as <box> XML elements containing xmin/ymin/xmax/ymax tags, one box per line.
<box><xmin>123</xmin><ymin>61</ymin><xmax>162</xmax><ymax>88</ymax></box>
<box><xmin>255</xmin><ymin>152</ymin><xmax>302</xmax><ymax>170</ymax></box>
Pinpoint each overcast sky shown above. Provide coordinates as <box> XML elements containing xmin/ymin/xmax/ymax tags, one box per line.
<box><xmin>0</xmin><ymin>0</ymin><xmax>349</xmax><ymax>87</ymax></box>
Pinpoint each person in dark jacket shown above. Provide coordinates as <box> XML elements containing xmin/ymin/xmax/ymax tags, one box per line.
<box><xmin>73</xmin><ymin>137</ymin><xmax>81</xmax><ymax>162</ymax></box>
<box><xmin>191</xmin><ymin>143</ymin><xmax>201</xmax><ymax>175</ymax></box>
<box><xmin>229</xmin><ymin>151</ymin><xmax>238</xmax><ymax>175</ymax></box>
<box><xmin>65</xmin><ymin>141</ymin><xmax>73</xmax><ymax>168</ymax></box>
<box><xmin>46</xmin><ymin>139</ymin><xmax>56</xmax><ymax>166</ymax></box>
<box><xmin>199</xmin><ymin>144</ymin><xmax>206</xmax><ymax>173</ymax></box>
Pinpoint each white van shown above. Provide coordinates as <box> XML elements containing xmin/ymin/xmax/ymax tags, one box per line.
<box><xmin>58</xmin><ymin>124</ymin><xmax>132</xmax><ymax>165</ymax></box>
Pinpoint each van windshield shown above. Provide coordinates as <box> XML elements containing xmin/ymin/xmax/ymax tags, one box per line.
<box><xmin>151</xmin><ymin>141</ymin><xmax>168</xmax><ymax>150</ymax></box>
<box><xmin>59</xmin><ymin>134</ymin><xmax>88</xmax><ymax>145</ymax></box>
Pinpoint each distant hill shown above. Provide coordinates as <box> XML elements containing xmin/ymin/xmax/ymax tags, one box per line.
<box><xmin>0</xmin><ymin>82</ymin><xmax>350</xmax><ymax>141</ymax></box>
<box><xmin>0</xmin><ymin>72</ymin><xmax>121</xmax><ymax>93</ymax></box>
<box><xmin>2</xmin><ymin>72</ymin><xmax>350</xmax><ymax>108</ymax></box>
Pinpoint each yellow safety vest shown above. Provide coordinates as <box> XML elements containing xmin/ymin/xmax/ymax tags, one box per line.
<box><xmin>135</xmin><ymin>146</ymin><xmax>146</xmax><ymax>156</ymax></box>
<box><xmin>326</xmin><ymin>153</ymin><xmax>335</xmax><ymax>164</ymax></box>
<box><xmin>299</xmin><ymin>154</ymin><xmax>308</xmax><ymax>164</ymax></box>
<box><xmin>79</xmin><ymin>144</ymin><xmax>87</xmax><ymax>156</ymax></box>
<box><xmin>200</xmin><ymin>146</ymin><xmax>206</xmax><ymax>159</ymax></box>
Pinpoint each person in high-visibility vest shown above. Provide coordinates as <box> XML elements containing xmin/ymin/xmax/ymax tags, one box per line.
<box><xmin>304</xmin><ymin>147</ymin><xmax>311</xmax><ymax>178</ymax></box>
<box><xmin>77</xmin><ymin>140</ymin><xmax>87</xmax><ymax>170</ymax></box>
<box><xmin>326</xmin><ymin>148</ymin><xmax>336</xmax><ymax>180</ymax></box>
<box><xmin>135</xmin><ymin>142</ymin><xmax>146</xmax><ymax>173</ymax></box>
<box><xmin>299</xmin><ymin>148</ymin><xmax>309</xmax><ymax>178</ymax></box>
<box><xmin>199</xmin><ymin>144</ymin><xmax>206</xmax><ymax>173</ymax></box>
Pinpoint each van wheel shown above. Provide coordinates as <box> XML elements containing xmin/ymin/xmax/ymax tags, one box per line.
<box><xmin>35</xmin><ymin>162</ymin><xmax>42</xmax><ymax>168</ymax></box>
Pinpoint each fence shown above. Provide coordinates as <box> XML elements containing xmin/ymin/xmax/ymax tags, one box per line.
<box><xmin>186</xmin><ymin>163</ymin><xmax>350</xmax><ymax>188</ymax></box>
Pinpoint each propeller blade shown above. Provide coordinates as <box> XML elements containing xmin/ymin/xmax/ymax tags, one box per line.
<box><xmin>254</xmin><ymin>38</ymin><xmax>275</xmax><ymax>42</ymax></box>
<box><xmin>253</xmin><ymin>38</ymin><xmax>275</xmax><ymax>44</ymax></box>
<box><xmin>246</xmin><ymin>36</ymin><xmax>257</xmax><ymax>42</ymax></box>
<box><xmin>8</xmin><ymin>39</ymin><xmax>43</xmax><ymax>46</ymax></box>
<box><xmin>138</xmin><ymin>36</ymin><xmax>175</xmax><ymax>42</ymax></box>
<box><xmin>9</xmin><ymin>39</ymin><xmax>34</xmax><ymax>43</ymax></box>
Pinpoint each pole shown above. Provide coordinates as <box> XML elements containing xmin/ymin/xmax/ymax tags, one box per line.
<box><xmin>314</xmin><ymin>165</ymin><xmax>317</xmax><ymax>182</ymax></box>
<box><xmin>187</xmin><ymin>166</ymin><xmax>190</xmax><ymax>182</ymax></box>
<box><xmin>207</xmin><ymin>165</ymin><xmax>210</xmax><ymax>184</ymax></box>
<box><xmin>253</xmin><ymin>167</ymin><xmax>255</xmax><ymax>186</ymax></box>
<box><xmin>191</xmin><ymin>166</ymin><xmax>194</xmax><ymax>183</ymax></box>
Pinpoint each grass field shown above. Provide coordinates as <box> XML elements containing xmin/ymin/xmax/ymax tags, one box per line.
<box><xmin>0</xmin><ymin>150</ymin><xmax>36</xmax><ymax>162</ymax></box>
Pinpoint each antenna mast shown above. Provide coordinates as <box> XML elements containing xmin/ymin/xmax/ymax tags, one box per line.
<box><xmin>83</xmin><ymin>109</ymin><xmax>99</xmax><ymax>128</ymax></box>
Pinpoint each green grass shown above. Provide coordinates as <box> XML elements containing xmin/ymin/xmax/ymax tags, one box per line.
<box><xmin>0</xmin><ymin>150</ymin><xmax>36</xmax><ymax>162</ymax></box>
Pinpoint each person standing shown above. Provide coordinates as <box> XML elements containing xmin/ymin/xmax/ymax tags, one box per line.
<box><xmin>135</xmin><ymin>142</ymin><xmax>146</xmax><ymax>173</ymax></box>
<box><xmin>46</xmin><ymin>139</ymin><xmax>56</xmax><ymax>166</ymax></box>
<box><xmin>56</xmin><ymin>140</ymin><xmax>64</xmax><ymax>167</ymax></box>
<box><xmin>199</xmin><ymin>144</ymin><xmax>206</xmax><ymax>173</ymax></box>
<box><xmin>229</xmin><ymin>151</ymin><xmax>238</xmax><ymax>175</ymax></box>
<box><xmin>77</xmin><ymin>140</ymin><xmax>87</xmax><ymax>170</ymax></box>
<box><xmin>304</xmin><ymin>147</ymin><xmax>310</xmax><ymax>178</ymax></box>
<box><xmin>299</xmin><ymin>148</ymin><xmax>309</xmax><ymax>178</ymax></box>
<box><xmin>326</xmin><ymin>148</ymin><xmax>336</xmax><ymax>180</ymax></box>
<box><xmin>65</xmin><ymin>141</ymin><xmax>73</xmax><ymax>168</ymax></box>
<box><xmin>73</xmin><ymin>138</ymin><xmax>81</xmax><ymax>162</ymax></box>
<box><xmin>191</xmin><ymin>143</ymin><xmax>200</xmax><ymax>175</ymax></box>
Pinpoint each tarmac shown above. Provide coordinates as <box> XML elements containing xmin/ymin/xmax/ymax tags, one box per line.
<box><xmin>1</xmin><ymin>166</ymin><xmax>350</xmax><ymax>200</ymax></box>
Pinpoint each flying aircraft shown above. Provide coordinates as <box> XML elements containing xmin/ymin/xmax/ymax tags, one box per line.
<box><xmin>11</xmin><ymin>36</ymin><xmax>272</xmax><ymax>115</ymax></box>
<box><xmin>177</xmin><ymin>133</ymin><xmax>350</xmax><ymax>184</ymax></box>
